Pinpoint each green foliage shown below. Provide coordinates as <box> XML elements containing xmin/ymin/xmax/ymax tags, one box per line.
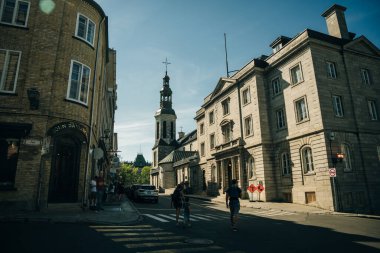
<box><xmin>117</xmin><ymin>163</ymin><xmax>151</xmax><ymax>186</ymax></box>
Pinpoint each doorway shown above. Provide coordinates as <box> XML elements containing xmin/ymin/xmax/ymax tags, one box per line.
<box><xmin>48</xmin><ymin>136</ymin><xmax>80</xmax><ymax>203</ymax></box>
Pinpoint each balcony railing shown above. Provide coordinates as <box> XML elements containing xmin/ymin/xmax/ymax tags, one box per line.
<box><xmin>214</xmin><ymin>137</ymin><xmax>242</xmax><ymax>154</ymax></box>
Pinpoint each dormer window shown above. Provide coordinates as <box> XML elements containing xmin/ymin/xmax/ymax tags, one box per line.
<box><xmin>270</xmin><ymin>36</ymin><xmax>291</xmax><ymax>54</ymax></box>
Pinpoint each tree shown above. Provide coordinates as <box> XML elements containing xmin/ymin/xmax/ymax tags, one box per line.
<box><xmin>118</xmin><ymin>163</ymin><xmax>151</xmax><ymax>186</ymax></box>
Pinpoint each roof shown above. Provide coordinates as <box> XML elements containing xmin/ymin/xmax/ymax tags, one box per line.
<box><xmin>133</xmin><ymin>153</ymin><xmax>147</xmax><ymax>168</ymax></box>
<box><xmin>177</xmin><ymin>129</ymin><xmax>197</xmax><ymax>146</ymax></box>
<box><xmin>159</xmin><ymin>150</ymin><xmax>198</xmax><ymax>164</ymax></box>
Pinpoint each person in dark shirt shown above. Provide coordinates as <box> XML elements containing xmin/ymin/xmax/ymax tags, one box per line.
<box><xmin>226</xmin><ymin>179</ymin><xmax>242</xmax><ymax>231</ymax></box>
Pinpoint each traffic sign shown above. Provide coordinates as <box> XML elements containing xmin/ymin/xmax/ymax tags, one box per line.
<box><xmin>257</xmin><ymin>184</ymin><xmax>265</xmax><ymax>193</ymax></box>
<box><xmin>247</xmin><ymin>184</ymin><xmax>257</xmax><ymax>193</ymax></box>
<box><xmin>329</xmin><ymin>168</ymin><xmax>336</xmax><ymax>177</ymax></box>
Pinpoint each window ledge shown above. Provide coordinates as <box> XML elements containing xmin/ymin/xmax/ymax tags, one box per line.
<box><xmin>72</xmin><ymin>35</ymin><xmax>95</xmax><ymax>49</ymax></box>
<box><xmin>0</xmin><ymin>92</ymin><xmax>18</xmax><ymax>96</ymax></box>
<box><xmin>64</xmin><ymin>98</ymin><xmax>89</xmax><ymax>108</ymax></box>
<box><xmin>304</xmin><ymin>172</ymin><xmax>316</xmax><ymax>176</ymax></box>
<box><xmin>0</xmin><ymin>186</ymin><xmax>17</xmax><ymax>191</ymax></box>
<box><xmin>0</xmin><ymin>22</ymin><xmax>29</xmax><ymax>30</ymax></box>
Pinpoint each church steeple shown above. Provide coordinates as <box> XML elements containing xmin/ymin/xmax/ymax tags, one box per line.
<box><xmin>160</xmin><ymin>71</ymin><xmax>173</xmax><ymax>110</ymax></box>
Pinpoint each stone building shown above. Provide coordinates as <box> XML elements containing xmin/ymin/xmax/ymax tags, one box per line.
<box><xmin>195</xmin><ymin>4</ymin><xmax>380</xmax><ymax>213</ymax></box>
<box><xmin>0</xmin><ymin>0</ymin><xmax>117</xmax><ymax>210</ymax></box>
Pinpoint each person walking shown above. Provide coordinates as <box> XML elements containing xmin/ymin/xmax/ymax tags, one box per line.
<box><xmin>183</xmin><ymin>181</ymin><xmax>191</xmax><ymax>227</ymax></box>
<box><xmin>89</xmin><ymin>177</ymin><xmax>97</xmax><ymax>210</ymax></box>
<box><xmin>171</xmin><ymin>183</ymin><xmax>184</xmax><ymax>226</ymax></box>
<box><xmin>96</xmin><ymin>171</ymin><xmax>105</xmax><ymax>210</ymax></box>
<box><xmin>226</xmin><ymin>179</ymin><xmax>242</xmax><ymax>231</ymax></box>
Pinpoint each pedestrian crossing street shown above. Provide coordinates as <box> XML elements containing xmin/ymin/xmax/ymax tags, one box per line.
<box><xmin>142</xmin><ymin>209</ymin><xmax>296</xmax><ymax>223</ymax></box>
<box><xmin>90</xmin><ymin>224</ymin><xmax>225</xmax><ymax>253</ymax></box>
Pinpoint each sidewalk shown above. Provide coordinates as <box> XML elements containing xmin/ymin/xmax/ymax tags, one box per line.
<box><xmin>186</xmin><ymin>194</ymin><xmax>380</xmax><ymax>219</ymax></box>
<box><xmin>0</xmin><ymin>199</ymin><xmax>142</xmax><ymax>225</ymax></box>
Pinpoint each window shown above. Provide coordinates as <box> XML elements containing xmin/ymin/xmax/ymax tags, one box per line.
<box><xmin>170</xmin><ymin>122</ymin><xmax>174</xmax><ymax>139</ymax></box>
<box><xmin>361</xmin><ymin>69</ymin><xmax>371</xmax><ymax>85</ymax></box>
<box><xmin>281</xmin><ymin>152</ymin><xmax>291</xmax><ymax>175</ymax></box>
<box><xmin>295</xmin><ymin>97</ymin><xmax>309</xmax><ymax>122</ymax></box>
<box><xmin>341</xmin><ymin>144</ymin><xmax>352</xmax><ymax>172</ymax></box>
<box><xmin>200</xmin><ymin>142</ymin><xmax>205</xmax><ymax>157</ymax></box>
<box><xmin>368</xmin><ymin>100</ymin><xmax>378</xmax><ymax>120</ymax></box>
<box><xmin>0</xmin><ymin>0</ymin><xmax>30</xmax><ymax>27</ymax></box>
<box><xmin>276</xmin><ymin>108</ymin><xmax>286</xmax><ymax>129</ymax></box>
<box><xmin>327</xmin><ymin>61</ymin><xmax>337</xmax><ymax>79</ymax></box>
<box><xmin>247</xmin><ymin>157</ymin><xmax>255</xmax><ymax>178</ymax></box>
<box><xmin>244</xmin><ymin>115</ymin><xmax>253</xmax><ymax>136</ymax></box>
<box><xmin>200</xmin><ymin>123</ymin><xmax>204</xmax><ymax>135</ymax></box>
<box><xmin>222</xmin><ymin>123</ymin><xmax>232</xmax><ymax>143</ymax></box>
<box><xmin>163</xmin><ymin>121</ymin><xmax>167</xmax><ymax>138</ymax></box>
<box><xmin>290</xmin><ymin>63</ymin><xmax>303</xmax><ymax>85</ymax></box>
<box><xmin>0</xmin><ymin>49</ymin><xmax>21</xmax><ymax>93</ymax></box>
<box><xmin>332</xmin><ymin>95</ymin><xmax>344</xmax><ymax>117</ymax></box>
<box><xmin>377</xmin><ymin>146</ymin><xmax>380</xmax><ymax>162</ymax></box>
<box><xmin>222</xmin><ymin>98</ymin><xmax>230</xmax><ymax>116</ymax></box>
<box><xmin>0</xmin><ymin>138</ymin><xmax>20</xmax><ymax>187</ymax></box>
<box><xmin>301</xmin><ymin>147</ymin><xmax>314</xmax><ymax>174</ymax></box>
<box><xmin>209</xmin><ymin>110</ymin><xmax>214</xmax><ymax>125</ymax></box>
<box><xmin>210</xmin><ymin>133</ymin><xmax>215</xmax><ymax>149</ymax></box>
<box><xmin>67</xmin><ymin>60</ymin><xmax>91</xmax><ymax>104</ymax></box>
<box><xmin>156</xmin><ymin>122</ymin><xmax>159</xmax><ymax>140</ymax></box>
<box><xmin>272</xmin><ymin>77</ymin><xmax>282</xmax><ymax>96</ymax></box>
<box><xmin>211</xmin><ymin>165</ymin><xmax>216</xmax><ymax>182</ymax></box>
<box><xmin>242</xmin><ymin>88</ymin><xmax>251</xmax><ymax>105</ymax></box>
<box><xmin>75</xmin><ymin>13</ymin><xmax>95</xmax><ymax>45</ymax></box>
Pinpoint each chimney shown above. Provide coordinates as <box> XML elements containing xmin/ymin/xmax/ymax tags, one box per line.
<box><xmin>321</xmin><ymin>4</ymin><xmax>349</xmax><ymax>40</ymax></box>
<box><xmin>178</xmin><ymin>131</ymin><xmax>185</xmax><ymax>139</ymax></box>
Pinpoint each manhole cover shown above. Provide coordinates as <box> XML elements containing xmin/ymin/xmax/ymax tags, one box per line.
<box><xmin>184</xmin><ymin>238</ymin><xmax>214</xmax><ymax>245</ymax></box>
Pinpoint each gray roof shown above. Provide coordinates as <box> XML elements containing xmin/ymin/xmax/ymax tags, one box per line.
<box><xmin>159</xmin><ymin>150</ymin><xmax>198</xmax><ymax>164</ymax></box>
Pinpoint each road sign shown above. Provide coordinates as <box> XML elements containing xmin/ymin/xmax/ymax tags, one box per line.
<box><xmin>329</xmin><ymin>168</ymin><xmax>336</xmax><ymax>177</ymax></box>
<box><xmin>257</xmin><ymin>184</ymin><xmax>265</xmax><ymax>193</ymax></box>
<box><xmin>247</xmin><ymin>184</ymin><xmax>257</xmax><ymax>193</ymax></box>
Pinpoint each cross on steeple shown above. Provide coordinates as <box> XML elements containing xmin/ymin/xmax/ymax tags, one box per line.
<box><xmin>162</xmin><ymin>57</ymin><xmax>171</xmax><ymax>74</ymax></box>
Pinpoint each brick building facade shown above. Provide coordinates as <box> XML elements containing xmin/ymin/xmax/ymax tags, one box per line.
<box><xmin>0</xmin><ymin>0</ymin><xmax>117</xmax><ymax>210</ymax></box>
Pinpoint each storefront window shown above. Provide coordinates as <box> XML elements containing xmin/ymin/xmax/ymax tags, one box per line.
<box><xmin>0</xmin><ymin>138</ymin><xmax>20</xmax><ymax>188</ymax></box>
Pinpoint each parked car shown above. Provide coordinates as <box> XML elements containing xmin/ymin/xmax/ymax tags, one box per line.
<box><xmin>132</xmin><ymin>184</ymin><xmax>159</xmax><ymax>203</ymax></box>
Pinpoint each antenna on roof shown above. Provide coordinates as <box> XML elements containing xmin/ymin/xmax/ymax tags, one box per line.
<box><xmin>224</xmin><ymin>33</ymin><xmax>230</xmax><ymax>77</ymax></box>
<box><xmin>224</xmin><ymin>33</ymin><xmax>239</xmax><ymax>78</ymax></box>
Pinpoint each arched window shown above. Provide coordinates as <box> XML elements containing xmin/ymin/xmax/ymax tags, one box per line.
<box><xmin>211</xmin><ymin>164</ymin><xmax>216</xmax><ymax>182</ymax></box>
<box><xmin>341</xmin><ymin>143</ymin><xmax>352</xmax><ymax>172</ymax></box>
<box><xmin>163</xmin><ymin>121</ymin><xmax>167</xmax><ymax>138</ymax></box>
<box><xmin>281</xmin><ymin>152</ymin><xmax>291</xmax><ymax>175</ymax></box>
<box><xmin>247</xmin><ymin>157</ymin><xmax>255</xmax><ymax>178</ymax></box>
<box><xmin>301</xmin><ymin>147</ymin><xmax>314</xmax><ymax>173</ymax></box>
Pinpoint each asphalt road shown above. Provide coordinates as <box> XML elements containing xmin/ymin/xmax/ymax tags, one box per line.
<box><xmin>1</xmin><ymin>196</ymin><xmax>380</xmax><ymax>253</ymax></box>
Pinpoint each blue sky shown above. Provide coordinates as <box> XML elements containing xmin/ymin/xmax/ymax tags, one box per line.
<box><xmin>95</xmin><ymin>0</ymin><xmax>380</xmax><ymax>162</ymax></box>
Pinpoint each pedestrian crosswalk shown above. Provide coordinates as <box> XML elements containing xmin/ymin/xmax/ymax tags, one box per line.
<box><xmin>90</xmin><ymin>224</ymin><xmax>224</xmax><ymax>253</ymax></box>
<box><xmin>142</xmin><ymin>213</ymin><xmax>227</xmax><ymax>223</ymax></box>
<box><xmin>142</xmin><ymin>209</ymin><xmax>296</xmax><ymax>223</ymax></box>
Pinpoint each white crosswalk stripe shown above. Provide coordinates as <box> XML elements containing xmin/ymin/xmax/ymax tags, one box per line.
<box><xmin>91</xmin><ymin>224</ymin><xmax>225</xmax><ymax>253</ymax></box>
<box><xmin>142</xmin><ymin>213</ymin><xmax>226</xmax><ymax>223</ymax></box>
<box><xmin>248</xmin><ymin>209</ymin><xmax>296</xmax><ymax>217</ymax></box>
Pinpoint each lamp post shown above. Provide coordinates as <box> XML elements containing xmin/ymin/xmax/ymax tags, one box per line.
<box><xmin>329</xmin><ymin>132</ymin><xmax>339</xmax><ymax>212</ymax></box>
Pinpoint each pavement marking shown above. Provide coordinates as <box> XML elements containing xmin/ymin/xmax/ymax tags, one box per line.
<box><xmin>90</xmin><ymin>225</ymin><xmax>153</xmax><ymax>229</ymax></box>
<box><xmin>156</xmin><ymin>214</ymin><xmax>177</xmax><ymax>221</ymax></box>
<box><xmin>125</xmin><ymin>241</ymin><xmax>184</xmax><ymax>249</ymax></box>
<box><xmin>136</xmin><ymin>245</ymin><xmax>224</xmax><ymax>253</ymax></box>
<box><xmin>141</xmin><ymin>213</ymin><xmax>228</xmax><ymax>223</ymax></box>
<box><xmin>95</xmin><ymin>228</ymin><xmax>163</xmax><ymax>232</ymax></box>
<box><xmin>104</xmin><ymin>231</ymin><xmax>173</xmax><ymax>237</ymax></box>
<box><xmin>143</xmin><ymin>214</ymin><xmax>170</xmax><ymax>222</ymax></box>
<box><xmin>112</xmin><ymin>235</ymin><xmax>186</xmax><ymax>242</ymax></box>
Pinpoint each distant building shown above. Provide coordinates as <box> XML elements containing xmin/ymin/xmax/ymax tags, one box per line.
<box><xmin>151</xmin><ymin>71</ymin><xmax>200</xmax><ymax>192</ymax></box>
<box><xmin>0</xmin><ymin>0</ymin><xmax>117</xmax><ymax>210</ymax></box>
<box><xmin>133</xmin><ymin>153</ymin><xmax>149</xmax><ymax>169</ymax></box>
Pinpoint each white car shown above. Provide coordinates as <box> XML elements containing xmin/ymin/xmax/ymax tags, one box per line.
<box><xmin>132</xmin><ymin>184</ymin><xmax>159</xmax><ymax>203</ymax></box>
